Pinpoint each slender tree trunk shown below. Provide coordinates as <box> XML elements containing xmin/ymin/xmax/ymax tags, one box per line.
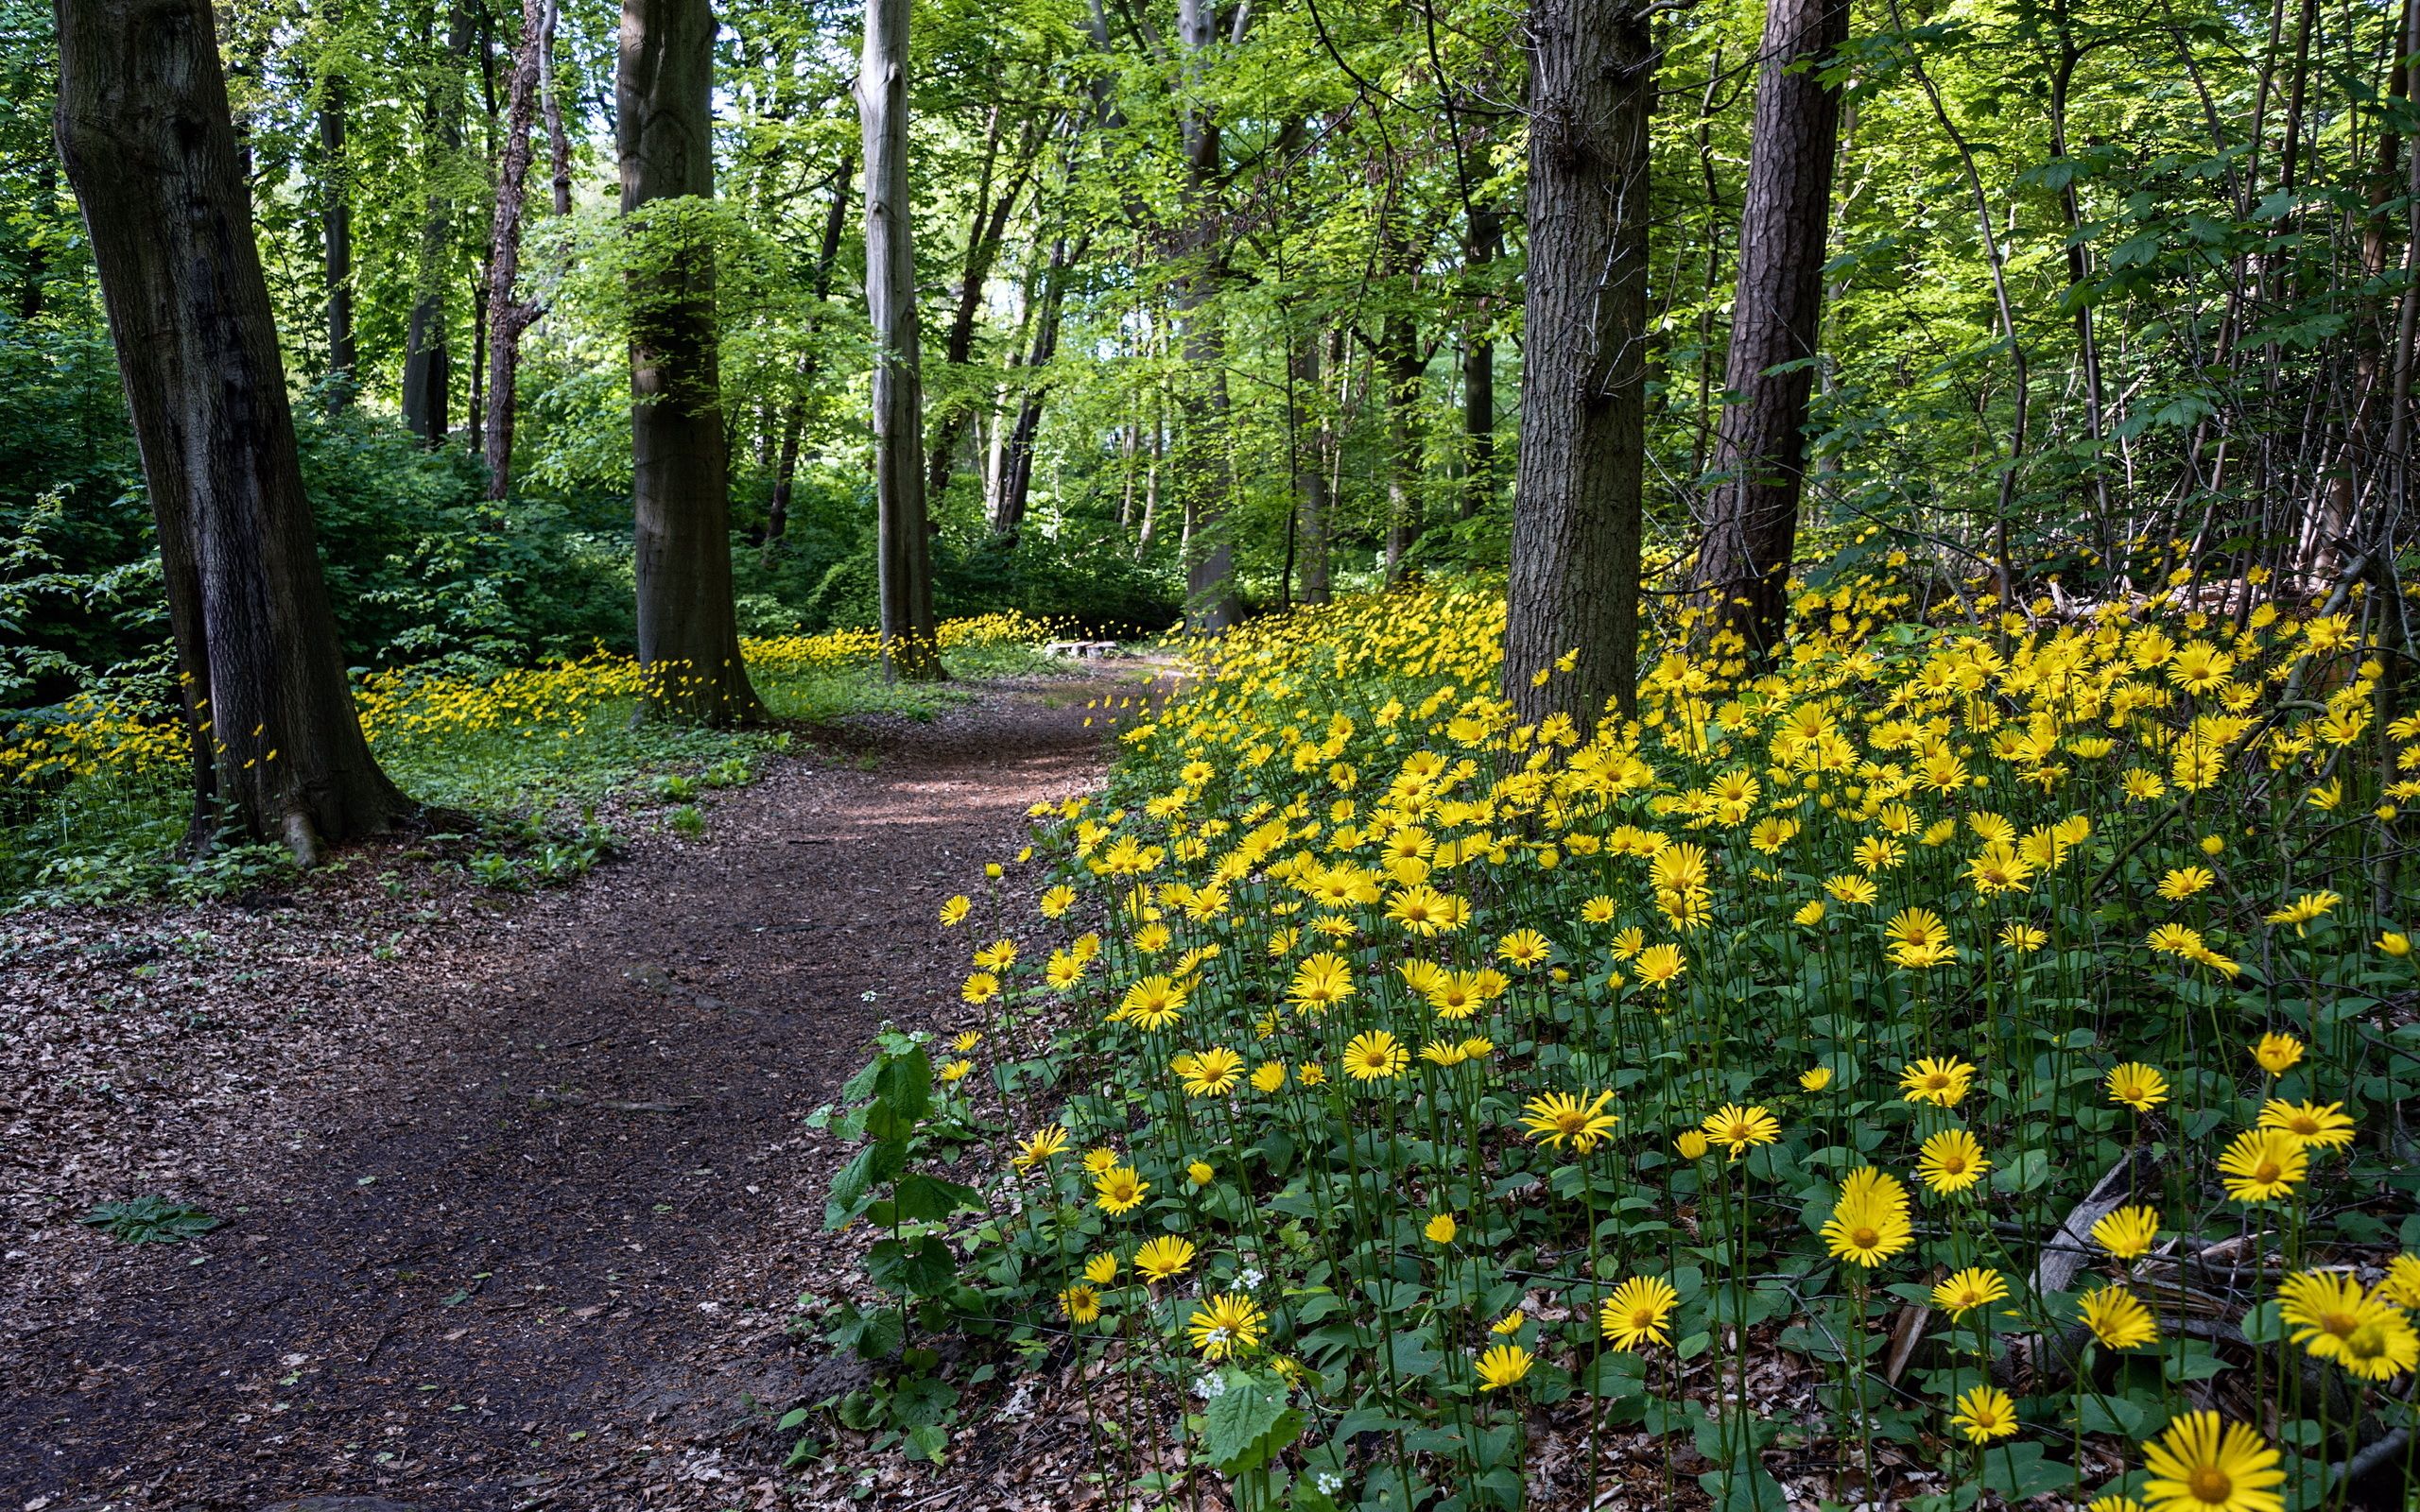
<box><xmin>482</xmin><ymin>0</ymin><xmax>547</xmax><ymax>498</ymax></box>
<box><xmin>402</xmin><ymin>4</ymin><xmax>469</xmax><ymax>446</ymax></box>
<box><xmin>1461</xmin><ymin>204</ymin><xmax>1500</xmax><ymax>519</ymax></box>
<box><xmin>318</xmin><ymin>2</ymin><xmax>356</xmax><ymax>404</ymax></box>
<box><xmin>857</xmin><ymin>0</ymin><xmax>944</xmax><ymax>679</ymax></box>
<box><xmin>1382</xmin><ymin>310</ymin><xmax>1425</xmax><ymax>579</ymax></box>
<box><xmin>994</xmin><ymin>232</ymin><xmax>1085</xmax><ymax>542</ymax></box>
<box><xmin>1175</xmin><ymin>0</ymin><xmax>1237</xmax><ymax>630</ymax></box>
<box><xmin>925</xmin><ymin>111</ymin><xmax>1036</xmax><ymax>505</ymax></box>
<box><xmin>1502</xmin><ymin>0</ymin><xmax>1653</xmax><ymax>727</ymax></box>
<box><xmin>765</xmin><ymin>147</ymin><xmax>856</xmax><ymax>556</ymax></box>
<box><xmin>56</xmin><ymin>0</ymin><xmax>410</xmax><ymax>858</ymax></box>
<box><xmin>621</xmin><ymin>0</ymin><xmax>763</xmax><ymax>719</ymax></box>
<box><xmin>1690</xmin><ymin>0</ymin><xmax>1850</xmax><ymax>658</ymax></box>
<box><xmin>541</xmin><ymin>0</ymin><xmax>571</xmax><ymax>215</ymax></box>
<box><xmin>1292</xmin><ymin>324</ymin><xmax>1332</xmax><ymax>604</ymax></box>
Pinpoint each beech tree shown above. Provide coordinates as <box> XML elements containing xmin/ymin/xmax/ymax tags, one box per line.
<box><xmin>54</xmin><ymin>0</ymin><xmax>411</xmax><ymax>857</ymax></box>
<box><xmin>857</xmin><ymin>0</ymin><xmax>943</xmax><ymax>679</ymax></box>
<box><xmin>619</xmin><ymin>0</ymin><xmax>763</xmax><ymax>719</ymax></box>
<box><xmin>1690</xmin><ymin>0</ymin><xmax>1851</xmax><ymax>657</ymax></box>
<box><xmin>482</xmin><ymin>0</ymin><xmax>550</xmax><ymax>498</ymax></box>
<box><xmin>1502</xmin><ymin>0</ymin><xmax>1653</xmax><ymax>727</ymax></box>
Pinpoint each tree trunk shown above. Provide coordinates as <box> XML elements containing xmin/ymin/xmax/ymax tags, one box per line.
<box><xmin>765</xmin><ymin>149</ymin><xmax>856</xmax><ymax>556</ymax></box>
<box><xmin>55</xmin><ymin>0</ymin><xmax>411</xmax><ymax>858</ymax></box>
<box><xmin>482</xmin><ymin>0</ymin><xmax>548</xmax><ymax>499</ymax></box>
<box><xmin>925</xmin><ymin>110</ymin><xmax>1036</xmax><ymax>506</ymax></box>
<box><xmin>1381</xmin><ymin>309</ymin><xmax>1425</xmax><ymax>580</ymax></box>
<box><xmin>1689</xmin><ymin>0</ymin><xmax>1848</xmax><ymax>660</ymax></box>
<box><xmin>402</xmin><ymin>2</ymin><xmax>470</xmax><ymax>446</ymax></box>
<box><xmin>993</xmin><ymin>232</ymin><xmax>1084</xmax><ymax>542</ymax></box>
<box><xmin>1292</xmin><ymin>325</ymin><xmax>1332</xmax><ymax>605</ymax></box>
<box><xmin>541</xmin><ymin>0</ymin><xmax>571</xmax><ymax>215</ymax></box>
<box><xmin>620</xmin><ymin>0</ymin><xmax>764</xmax><ymax>719</ymax></box>
<box><xmin>1175</xmin><ymin>0</ymin><xmax>1238</xmax><ymax>631</ymax></box>
<box><xmin>856</xmin><ymin>0</ymin><xmax>944</xmax><ymax>679</ymax></box>
<box><xmin>318</xmin><ymin>5</ymin><xmax>356</xmax><ymax>404</ymax></box>
<box><xmin>1461</xmin><ymin>203</ymin><xmax>1500</xmax><ymax>518</ymax></box>
<box><xmin>1502</xmin><ymin>0</ymin><xmax>1653</xmax><ymax>728</ymax></box>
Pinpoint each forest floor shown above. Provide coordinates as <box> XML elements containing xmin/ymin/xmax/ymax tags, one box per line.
<box><xmin>0</xmin><ymin>665</ymin><xmax>1152</xmax><ymax>1512</ymax></box>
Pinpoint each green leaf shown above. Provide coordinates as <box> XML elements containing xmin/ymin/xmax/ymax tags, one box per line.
<box><xmin>1201</xmin><ymin>1369</ymin><xmax>1303</xmax><ymax>1476</ymax></box>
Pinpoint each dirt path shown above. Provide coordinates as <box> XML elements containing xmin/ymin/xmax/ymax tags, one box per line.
<box><xmin>0</xmin><ymin>672</ymin><xmax>1138</xmax><ymax>1512</ymax></box>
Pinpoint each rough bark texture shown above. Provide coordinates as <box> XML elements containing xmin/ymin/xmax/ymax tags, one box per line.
<box><xmin>55</xmin><ymin>0</ymin><xmax>411</xmax><ymax>857</ymax></box>
<box><xmin>1502</xmin><ymin>0</ymin><xmax>1652</xmax><ymax>728</ymax></box>
<box><xmin>1691</xmin><ymin>0</ymin><xmax>1848</xmax><ymax>656</ymax></box>
<box><xmin>482</xmin><ymin>0</ymin><xmax>548</xmax><ymax>499</ymax></box>
<box><xmin>619</xmin><ymin>0</ymin><xmax>764</xmax><ymax>718</ymax></box>
<box><xmin>856</xmin><ymin>0</ymin><xmax>944</xmax><ymax>679</ymax></box>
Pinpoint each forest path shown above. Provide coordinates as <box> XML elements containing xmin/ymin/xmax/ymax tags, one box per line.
<box><xmin>2</xmin><ymin>668</ymin><xmax>1147</xmax><ymax>1512</ymax></box>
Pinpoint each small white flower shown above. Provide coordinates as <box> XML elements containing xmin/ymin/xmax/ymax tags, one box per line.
<box><xmin>1237</xmin><ymin>1266</ymin><xmax>1265</xmax><ymax>1289</ymax></box>
<box><xmin>859</xmin><ymin>989</ymin><xmax>879</xmax><ymax>1002</ymax></box>
<box><xmin>1193</xmin><ymin>1371</ymin><xmax>1228</xmax><ymax>1400</ymax></box>
<box><xmin>1317</xmin><ymin>1470</ymin><xmax>1343</xmax><ymax>1494</ymax></box>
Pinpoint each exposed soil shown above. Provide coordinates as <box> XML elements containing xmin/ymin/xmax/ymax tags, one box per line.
<box><xmin>0</xmin><ymin>670</ymin><xmax>1149</xmax><ymax>1512</ymax></box>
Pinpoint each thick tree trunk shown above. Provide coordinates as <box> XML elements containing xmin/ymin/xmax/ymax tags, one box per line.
<box><xmin>56</xmin><ymin>0</ymin><xmax>410</xmax><ymax>858</ymax></box>
<box><xmin>483</xmin><ymin>0</ymin><xmax>548</xmax><ymax>499</ymax></box>
<box><xmin>856</xmin><ymin>0</ymin><xmax>944</xmax><ymax>679</ymax></box>
<box><xmin>1691</xmin><ymin>0</ymin><xmax>1848</xmax><ymax>660</ymax></box>
<box><xmin>620</xmin><ymin>0</ymin><xmax>764</xmax><ymax>719</ymax></box>
<box><xmin>1502</xmin><ymin>0</ymin><xmax>1653</xmax><ymax>728</ymax></box>
<box><xmin>403</xmin><ymin>3</ymin><xmax>470</xmax><ymax>446</ymax></box>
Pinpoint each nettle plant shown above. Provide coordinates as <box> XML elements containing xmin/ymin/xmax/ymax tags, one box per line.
<box><xmin>805</xmin><ymin>1028</ymin><xmax>990</xmax><ymax>1465</ymax></box>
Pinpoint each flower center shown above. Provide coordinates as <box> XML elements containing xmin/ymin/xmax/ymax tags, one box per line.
<box><xmin>2253</xmin><ymin>1160</ymin><xmax>2281</xmax><ymax>1182</ymax></box>
<box><xmin>1851</xmin><ymin>1226</ymin><xmax>1880</xmax><ymax>1249</ymax></box>
<box><xmin>2187</xmin><ymin>1467</ymin><xmax>2232</xmax><ymax>1504</ymax></box>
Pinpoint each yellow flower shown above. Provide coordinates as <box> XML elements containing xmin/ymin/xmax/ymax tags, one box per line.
<box><xmin>2256</xmin><ymin>1098</ymin><xmax>2356</xmax><ymax>1149</ymax></box>
<box><xmin>1424</xmin><ymin>1213</ymin><xmax>1458</xmax><ymax>1245</ymax></box>
<box><xmin>1798</xmin><ymin>1066</ymin><xmax>1833</xmax><ymax>1091</ymax></box>
<box><xmin>1599</xmin><ymin>1275</ymin><xmax>1679</xmax><ymax>1349</ymax></box>
<box><xmin>2105</xmin><ymin>1062</ymin><xmax>2169</xmax><ymax>1112</ymax></box>
<box><xmin>2092</xmin><ymin>1204</ymin><xmax>2162</xmax><ymax>1260</ymax></box>
<box><xmin>2138</xmin><ymin>1411</ymin><xmax>2285</xmax><ymax>1512</ymax></box>
<box><xmin>2263</xmin><ymin>889</ymin><xmax>2341</xmax><ymax>936</ymax></box>
<box><xmin>1341</xmin><ymin>1030</ymin><xmax>1409</xmax><ymax>1081</ymax></box>
<box><xmin>1186</xmin><ymin>1160</ymin><xmax>1215</xmax><ymax>1186</ymax></box>
<box><xmin>1093</xmin><ymin>1164</ymin><xmax>1149</xmax><ymax>1215</ymax></box>
<box><xmin>1082</xmin><ymin>1252</ymin><xmax>1118</xmax><ymax>1285</ymax></box>
<box><xmin>1133</xmin><ymin>1234</ymin><xmax>1197</xmax><ymax>1281</ymax></box>
<box><xmin>1634</xmin><ymin>942</ymin><xmax>1686</xmax><ymax>987</ymax></box>
<box><xmin>1081</xmin><ymin>1145</ymin><xmax>1119</xmax><ymax>1175</ymax></box>
<box><xmin>1700</xmin><ymin>1103</ymin><xmax>1782</xmax><ymax>1160</ymax></box>
<box><xmin>2380</xmin><ymin>930</ymin><xmax>2413</xmax><ymax>957</ymax></box>
<box><xmin>2251</xmin><ymin>1032</ymin><xmax>2304</xmax><ymax>1074</ymax></box>
<box><xmin>1822</xmin><ymin>1166</ymin><xmax>1913</xmax><ymax>1267</ymax></box>
<box><xmin>1119</xmin><ymin>974</ymin><xmax>1187</xmax><ymax>1030</ymax></box>
<box><xmin>940</xmin><ymin>894</ymin><xmax>972</xmax><ymax>926</ymax></box>
<box><xmin>1947</xmin><ymin>1383</ymin><xmax>2017</xmax><ymax>1443</ymax></box>
<box><xmin>2157</xmin><ymin>866</ymin><xmax>2216</xmax><ymax>900</ymax></box>
<box><xmin>1473</xmin><ymin>1343</ymin><xmax>1533</xmax><ymax>1391</ymax></box>
<box><xmin>1288</xmin><ymin>953</ymin><xmax>1356</xmax><ymax>1011</ymax></box>
<box><xmin>2337</xmin><ymin>1309</ymin><xmax>2420</xmax><ymax>1380</ymax></box>
<box><xmin>1930</xmin><ymin>1267</ymin><xmax>2007</xmax><ymax>1316</ymax></box>
<box><xmin>1898</xmin><ymin>1056</ymin><xmax>1976</xmax><ymax>1108</ymax></box>
<box><xmin>1497</xmin><ymin>928</ymin><xmax>1551</xmax><ymax>967</ymax></box>
<box><xmin>1059</xmin><ymin>1284</ymin><xmax>1101</xmax><ymax>1324</ymax></box>
<box><xmin>1675</xmin><ymin>1129</ymin><xmax>1711</xmax><ymax>1160</ymax></box>
<box><xmin>1178</xmin><ymin>1046</ymin><xmax>1245</xmax><ymax>1096</ymax></box>
<box><xmin>1794</xmin><ymin>899</ymin><xmax>1827</xmax><ymax>926</ymax></box>
<box><xmin>2087</xmin><ymin>1498</ymin><xmax>2147</xmax><ymax>1512</ymax></box>
<box><xmin>2216</xmin><ymin>1128</ymin><xmax>2307</xmax><ymax>1202</ymax></box>
<box><xmin>2077</xmin><ymin>1284</ymin><xmax>2159</xmax><ymax>1349</ymax></box>
<box><xmin>1186</xmin><ymin>1292</ymin><xmax>1267</xmax><ymax>1360</ymax></box>
<box><xmin>2378</xmin><ymin>1253</ymin><xmax>2420</xmax><ymax>1307</ymax></box>
<box><xmin>1250</xmin><ymin>1061</ymin><xmax>1287</xmax><ymax>1093</ymax></box>
<box><xmin>1039</xmin><ymin>884</ymin><xmax>1077</xmax><ymax>918</ymax></box>
<box><xmin>1521</xmin><ymin>1090</ymin><xmax>1620</xmax><ymax>1154</ymax></box>
<box><xmin>1914</xmin><ymin>1127</ymin><xmax>1990</xmax><ymax>1194</ymax></box>
<box><xmin>1011</xmin><ymin>1125</ymin><xmax>1069</xmax><ymax>1172</ymax></box>
<box><xmin>2275</xmin><ymin>1270</ymin><xmax>2376</xmax><ymax>1362</ymax></box>
<box><xmin>961</xmin><ymin>971</ymin><xmax>1001</xmax><ymax>1005</ymax></box>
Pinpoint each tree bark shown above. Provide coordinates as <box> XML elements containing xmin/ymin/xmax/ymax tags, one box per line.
<box><xmin>1502</xmin><ymin>0</ymin><xmax>1653</xmax><ymax>728</ymax></box>
<box><xmin>856</xmin><ymin>0</ymin><xmax>945</xmax><ymax>679</ymax></box>
<box><xmin>620</xmin><ymin>0</ymin><xmax>764</xmax><ymax>719</ymax></box>
<box><xmin>925</xmin><ymin>110</ymin><xmax>1038</xmax><ymax>506</ymax></box>
<box><xmin>1381</xmin><ymin>307</ymin><xmax>1425</xmax><ymax>580</ymax></box>
<box><xmin>541</xmin><ymin>0</ymin><xmax>572</xmax><ymax>215</ymax></box>
<box><xmin>1292</xmin><ymin>324</ymin><xmax>1333</xmax><ymax>604</ymax></box>
<box><xmin>403</xmin><ymin>2</ymin><xmax>471</xmax><ymax>446</ymax></box>
<box><xmin>993</xmin><ymin>232</ymin><xmax>1085</xmax><ymax>542</ymax></box>
<box><xmin>55</xmin><ymin>0</ymin><xmax>411</xmax><ymax>858</ymax></box>
<box><xmin>483</xmin><ymin>0</ymin><xmax>548</xmax><ymax>499</ymax></box>
<box><xmin>1690</xmin><ymin>0</ymin><xmax>1848</xmax><ymax>659</ymax></box>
